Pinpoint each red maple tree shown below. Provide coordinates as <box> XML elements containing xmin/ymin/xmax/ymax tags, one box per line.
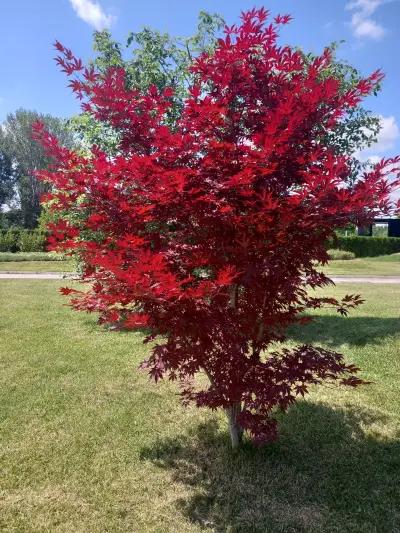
<box><xmin>35</xmin><ymin>8</ymin><xmax>400</xmax><ymax>448</ymax></box>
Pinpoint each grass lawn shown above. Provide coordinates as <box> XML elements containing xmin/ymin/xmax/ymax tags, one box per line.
<box><xmin>322</xmin><ymin>253</ymin><xmax>400</xmax><ymax>277</ymax></box>
<box><xmin>0</xmin><ymin>253</ymin><xmax>74</xmax><ymax>272</ymax></box>
<box><xmin>1</xmin><ymin>281</ymin><xmax>399</xmax><ymax>532</ymax></box>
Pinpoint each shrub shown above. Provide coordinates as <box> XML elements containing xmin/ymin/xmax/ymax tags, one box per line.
<box><xmin>327</xmin><ymin>249</ymin><xmax>356</xmax><ymax>260</ymax></box>
<box><xmin>0</xmin><ymin>230</ymin><xmax>18</xmax><ymax>252</ymax></box>
<box><xmin>331</xmin><ymin>236</ymin><xmax>400</xmax><ymax>257</ymax></box>
<box><xmin>18</xmin><ymin>231</ymin><xmax>47</xmax><ymax>252</ymax></box>
<box><xmin>0</xmin><ymin>229</ymin><xmax>48</xmax><ymax>252</ymax></box>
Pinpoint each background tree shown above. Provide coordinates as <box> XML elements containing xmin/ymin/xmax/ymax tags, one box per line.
<box><xmin>0</xmin><ymin>145</ymin><xmax>15</xmax><ymax>208</ymax></box>
<box><xmin>0</xmin><ymin>109</ymin><xmax>75</xmax><ymax>227</ymax></box>
<box><xmin>0</xmin><ymin>132</ymin><xmax>18</xmax><ymax>228</ymax></box>
<box><xmin>69</xmin><ymin>11</ymin><xmax>225</xmax><ymax>152</ymax></box>
<box><xmin>37</xmin><ymin>8</ymin><xmax>399</xmax><ymax>448</ymax></box>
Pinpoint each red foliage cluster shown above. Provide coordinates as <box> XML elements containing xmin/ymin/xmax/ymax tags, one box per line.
<box><xmin>35</xmin><ymin>8</ymin><xmax>400</xmax><ymax>445</ymax></box>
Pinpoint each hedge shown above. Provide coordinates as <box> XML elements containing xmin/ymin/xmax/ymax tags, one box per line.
<box><xmin>330</xmin><ymin>236</ymin><xmax>400</xmax><ymax>258</ymax></box>
<box><xmin>0</xmin><ymin>230</ymin><xmax>47</xmax><ymax>253</ymax></box>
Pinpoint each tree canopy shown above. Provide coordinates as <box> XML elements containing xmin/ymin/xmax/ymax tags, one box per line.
<box><xmin>70</xmin><ymin>12</ymin><xmax>382</xmax><ymax>180</ymax></box>
<box><xmin>0</xmin><ymin>145</ymin><xmax>14</xmax><ymax>208</ymax></box>
<box><xmin>37</xmin><ymin>8</ymin><xmax>399</xmax><ymax>448</ymax></box>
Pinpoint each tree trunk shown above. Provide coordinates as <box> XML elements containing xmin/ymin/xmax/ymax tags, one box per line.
<box><xmin>226</xmin><ymin>286</ymin><xmax>243</xmax><ymax>449</ymax></box>
<box><xmin>226</xmin><ymin>402</ymin><xmax>243</xmax><ymax>450</ymax></box>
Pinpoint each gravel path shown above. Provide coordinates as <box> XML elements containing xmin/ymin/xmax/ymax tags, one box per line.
<box><xmin>0</xmin><ymin>272</ymin><xmax>400</xmax><ymax>283</ymax></box>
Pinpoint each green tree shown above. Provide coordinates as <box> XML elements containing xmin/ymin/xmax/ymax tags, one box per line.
<box><xmin>69</xmin><ymin>11</ymin><xmax>225</xmax><ymax>150</ymax></box>
<box><xmin>0</xmin><ymin>109</ymin><xmax>75</xmax><ymax>228</ymax></box>
<box><xmin>93</xmin><ymin>11</ymin><xmax>224</xmax><ymax>95</ymax></box>
<box><xmin>0</xmin><ymin>146</ymin><xmax>15</xmax><ymax>208</ymax></box>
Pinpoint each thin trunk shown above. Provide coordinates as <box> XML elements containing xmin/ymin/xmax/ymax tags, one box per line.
<box><xmin>203</xmin><ymin>367</ymin><xmax>243</xmax><ymax>449</ymax></box>
<box><xmin>226</xmin><ymin>286</ymin><xmax>243</xmax><ymax>449</ymax></box>
<box><xmin>226</xmin><ymin>402</ymin><xmax>243</xmax><ymax>450</ymax></box>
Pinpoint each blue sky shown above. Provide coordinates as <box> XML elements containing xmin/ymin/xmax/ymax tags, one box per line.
<box><xmin>0</xmin><ymin>0</ymin><xmax>399</xmax><ymax>161</ymax></box>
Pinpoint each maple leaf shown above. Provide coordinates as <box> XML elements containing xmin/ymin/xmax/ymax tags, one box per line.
<box><xmin>59</xmin><ymin>287</ymin><xmax>78</xmax><ymax>296</ymax></box>
<box><xmin>124</xmin><ymin>313</ymin><xmax>150</xmax><ymax>329</ymax></box>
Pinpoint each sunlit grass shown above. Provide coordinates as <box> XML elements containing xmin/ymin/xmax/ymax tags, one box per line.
<box><xmin>323</xmin><ymin>253</ymin><xmax>400</xmax><ymax>276</ymax></box>
<box><xmin>0</xmin><ymin>281</ymin><xmax>399</xmax><ymax>532</ymax></box>
<box><xmin>0</xmin><ymin>252</ymin><xmax>74</xmax><ymax>272</ymax></box>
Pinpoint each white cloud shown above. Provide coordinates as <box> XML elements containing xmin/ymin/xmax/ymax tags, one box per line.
<box><xmin>69</xmin><ymin>0</ymin><xmax>115</xmax><ymax>31</ymax></box>
<box><xmin>351</xmin><ymin>14</ymin><xmax>385</xmax><ymax>39</ymax></box>
<box><xmin>346</xmin><ymin>0</ymin><xmax>383</xmax><ymax>16</ymax></box>
<box><xmin>355</xmin><ymin>115</ymin><xmax>400</xmax><ymax>162</ymax></box>
<box><xmin>346</xmin><ymin>0</ymin><xmax>386</xmax><ymax>40</ymax></box>
<box><xmin>374</xmin><ymin>115</ymin><xmax>400</xmax><ymax>152</ymax></box>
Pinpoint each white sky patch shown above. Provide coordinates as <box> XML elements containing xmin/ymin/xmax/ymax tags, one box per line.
<box><xmin>374</xmin><ymin>115</ymin><xmax>400</xmax><ymax>152</ymax></box>
<box><xmin>364</xmin><ymin>154</ymin><xmax>382</xmax><ymax>165</ymax></box>
<box><xmin>69</xmin><ymin>0</ymin><xmax>115</xmax><ymax>31</ymax></box>
<box><xmin>346</xmin><ymin>0</ymin><xmax>386</xmax><ymax>40</ymax></box>
<box><xmin>356</xmin><ymin>115</ymin><xmax>400</xmax><ymax>162</ymax></box>
<box><xmin>355</xmin><ymin>115</ymin><xmax>400</xmax><ymax>205</ymax></box>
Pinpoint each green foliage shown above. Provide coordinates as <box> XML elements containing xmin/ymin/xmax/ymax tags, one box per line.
<box><xmin>0</xmin><ymin>147</ymin><xmax>15</xmax><ymax>207</ymax></box>
<box><xmin>0</xmin><ymin>208</ymin><xmax>24</xmax><ymax>229</ymax></box>
<box><xmin>37</xmin><ymin>203</ymin><xmax>59</xmax><ymax>232</ymax></box>
<box><xmin>335</xmin><ymin>224</ymin><xmax>357</xmax><ymax>237</ymax></box>
<box><xmin>70</xmin><ymin>12</ymin><xmax>225</xmax><ymax>149</ymax></box>
<box><xmin>67</xmin><ymin>113</ymin><xmax>120</xmax><ymax>156</ymax></box>
<box><xmin>18</xmin><ymin>230</ymin><xmax>46</xmax><ymax>252</ymax></box>
<box><xmin>0</xmin><ymin>229</ymin><xmax>47</xmax><ymax>252</ymax></box>
<box><xmin>331</xmin><ymin>236</ymin><xmax>400</xmax><ymax>257</ymax></box>
<box><xmin>93</xmin><ymin>10</ymin><xmax>225</xmax><ymax>95</ymax></box>
<box><xmin>0</xmin><ymin>230</ymin><xmax>18</xmax><ymax>252</ymax></box>
<box><xmin>327</xmin><ymin>249</ymin><xmax>356</xmax><ymax>260</ymax></box>
<box><xmin>0</xmin><ymin>109</ymin><xmax>75</xmax><ymax>228</ymax></box>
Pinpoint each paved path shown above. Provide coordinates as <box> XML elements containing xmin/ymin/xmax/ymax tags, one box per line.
<box><xmin>330</xmin><ymin>276</ymin><xmax>400</xmax><ymax>284</ymax></box>
<box><xmin>1</xmin><ymin>272</ymin><xmax>400</xmax><ymax>283</ymax></box>
<box><xmin>0</xmin><ymin>272</ymin><xmax>68</xmax><ymax>279</ymax></box>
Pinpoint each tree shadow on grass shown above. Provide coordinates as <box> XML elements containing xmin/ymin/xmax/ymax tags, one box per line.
<box><xmin>287</xmin><ymin>315</ymin><xmax>400</xmax><ymax>347</ymax></box>
<box><xmin>140</xmin><ymin>403</ymin><xmax>400</xmax><ymax>533</ymax></box>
